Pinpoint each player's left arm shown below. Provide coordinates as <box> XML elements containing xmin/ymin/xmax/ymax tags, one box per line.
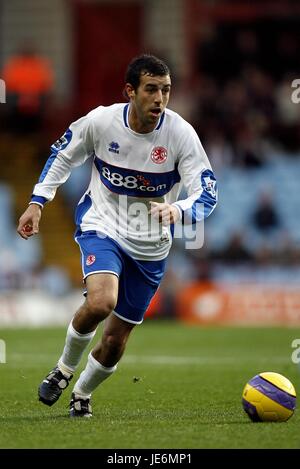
<box><xmin>150</xmin><ymin>122</ymin><xmax>217</xmax><ymax>226</ymax></box>
<box><xmin>170</xmin><ymin>123</ymin><xmax>218</xmax><ymax>224</ymax></box>
<box><xmin>149</xmin><ymin>201</ymin><xmax>181</xmax><ymax>226</ymax></box>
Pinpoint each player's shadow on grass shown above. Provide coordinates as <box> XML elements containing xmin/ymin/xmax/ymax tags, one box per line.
<box><xmin>0</xmin><ymin>413</ymin><xmax>78</xmax><ymax>422</ymax></box>
<box><xmin>199</xmin><ymin>420</ymin><xmax>251</xmax><ymax>425</ymax></box>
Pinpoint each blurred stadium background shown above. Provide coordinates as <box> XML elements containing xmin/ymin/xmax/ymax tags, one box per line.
<box><xmin>0</xmin><ymin>0</ymin><xmax>300</xmax><ymax>327</ymax></box>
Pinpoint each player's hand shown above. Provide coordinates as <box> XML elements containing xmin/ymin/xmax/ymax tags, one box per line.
<box><xmin>17</xmin><ymin>204</ymin><xmax>42</xmax><ymax>240</ymax></box>
<box><xmin>149</xmin><ymin>202</ymin><xmax>181</xmax><ymax>226</ymax></box>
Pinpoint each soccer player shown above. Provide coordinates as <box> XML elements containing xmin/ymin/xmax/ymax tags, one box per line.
<box><xmin>17</xmin><ymin>55</ymin><xmax>217</xmax><ymax>417</ymax></box>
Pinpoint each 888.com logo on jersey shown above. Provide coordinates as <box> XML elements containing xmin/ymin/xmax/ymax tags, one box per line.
<box><xmin>95</xmin><ymin>156</ymin><xmax>180</xmax><ymax>197</ymax></box>
<box><xmin>101</xmin><ymin>165</ymin><xmax>167</xmax><ymax>195</ymax></box>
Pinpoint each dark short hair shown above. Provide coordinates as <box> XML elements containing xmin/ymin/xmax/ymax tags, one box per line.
<box><xmin>125</xmin><ymin>54</ymin><xmax>170</xmax><ymax>92</ymax></box>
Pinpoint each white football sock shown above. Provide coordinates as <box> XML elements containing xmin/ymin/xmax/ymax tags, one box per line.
<box><xmin>57</xmin><ymin>321</ymin><xmax>96</xmax><ymax>375</ymax></box>
<box><xmin>72</xmin><ymin>352</ymin><xmax>117</xmax><ymax>398</ymax></box>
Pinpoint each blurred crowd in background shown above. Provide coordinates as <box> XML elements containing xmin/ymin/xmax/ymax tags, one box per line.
<box><xmin>0</xmin><ymin>0</ymin><xmax>299</xmax><ymax>315</ymax></box>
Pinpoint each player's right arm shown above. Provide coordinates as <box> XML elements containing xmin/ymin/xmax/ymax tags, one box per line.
<box><xmin>17</xmin><ymin>111</ymin><xmax>96</xmax><ymax>239</ymax></box>
<box><xmin>17</xmin><ymin>203</ymin><xmax>42</xmax><ymax>240</ymax></box>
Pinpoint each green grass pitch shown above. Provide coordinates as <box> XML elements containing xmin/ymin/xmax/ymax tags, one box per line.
<box><xmin>0</xmin><ymin>321</ymin><xmax>300</xmax><ymax>449</ymax></box>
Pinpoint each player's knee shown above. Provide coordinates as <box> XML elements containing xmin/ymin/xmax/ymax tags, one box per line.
<box><xmin>102</xmin><ymin>333</ymin><xmax>125</xmax><ymax>354</ymax></box>
<box><xmin>86</xmin><ymin>294</ymin><xmax>117</xmax><ymax>320</ymax></box>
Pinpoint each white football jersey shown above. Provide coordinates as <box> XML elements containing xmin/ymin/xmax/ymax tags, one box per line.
<box><xmin>31</xmin><ymin>103</ymin><xmax>217</xmax><ymax>260</ymax></box>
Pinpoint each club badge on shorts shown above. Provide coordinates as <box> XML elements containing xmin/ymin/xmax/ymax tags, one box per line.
<box><xmin>151</xmin><ymin>146</ymin><xmax>168</xmax><ymax>164</ymax></box>
<box><xmin>86</xmin><ymin>254</ymin><xmax>96</xmax><ymax>266</ymax></box>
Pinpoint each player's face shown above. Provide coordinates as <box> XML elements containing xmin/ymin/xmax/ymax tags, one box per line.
<box><xmin>127</xmin><ymin>73</ymin><xmax>171</xmax><ymax>133</ymax></box>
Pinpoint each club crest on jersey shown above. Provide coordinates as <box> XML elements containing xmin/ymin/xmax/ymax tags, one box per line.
<box><xmin>108</xmin><ymin>141</ymin><xmax>120</xmax><ymax>154</ymax></box>
<box><xmin>86</xmin><ymin>254</ymin><xmax>96</xmax><ymax>266</ymax></box>
<box><xmin>151</xmin><ymin>146</ymin><xmax>167</xmax><ymax>164</ymax></box>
